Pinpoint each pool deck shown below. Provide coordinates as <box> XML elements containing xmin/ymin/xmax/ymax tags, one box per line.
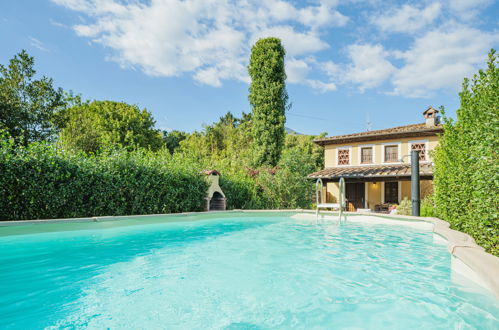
<box><xmin>1</xmin><ymin>209</ymin><xmax>498</xmax><ymax>299</ymax></box>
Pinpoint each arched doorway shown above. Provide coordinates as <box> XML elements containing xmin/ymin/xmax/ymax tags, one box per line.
<box><xmin>209</xmin><ymin>192</ymin><xmax>225</xmax><ymax>211</ymax></box>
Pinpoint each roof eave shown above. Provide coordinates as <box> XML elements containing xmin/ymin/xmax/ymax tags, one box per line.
<box><xmin>307</xmin><ymin>173</ymin><xmax>433</xmax><ymax>179</ymax></box>
<box><xmin>313</xmin><ymin>128</ymin><xmax>443</xmax><ymax>147</ymax></box>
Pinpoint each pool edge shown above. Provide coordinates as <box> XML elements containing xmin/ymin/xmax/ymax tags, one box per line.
<box><xmin>352</xmin><ymin>212</ymin><xmax>499</xmax><ymax>299</ymax></box>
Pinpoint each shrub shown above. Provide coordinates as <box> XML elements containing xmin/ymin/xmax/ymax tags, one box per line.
<box><xmin>0</xmin><ymin>139</ymin><xmax>207</xmax><ymax>220</ymax></box>
<box><xmin>397</xmin><ymin>198</ymin><xmax>411</xmax><ymax>216</ymax></box>
<box><xmin>421</xmin><ymin>195</ymin><xmax>437</xmax><ymax>218</ymax></box>
<box><xmin>256</xmin><ymin>148</ymin><xmax>316</xmax><ymax>209</ymax></box>
<box><xmin>219</xmin><ymin>172</ymin><xmax>268</xmax><ymax>210</ymax></box>
<box><xmin>433</xmin><ymin>50</ymin><xmax>498</xmax><ymax>256</ymax></box>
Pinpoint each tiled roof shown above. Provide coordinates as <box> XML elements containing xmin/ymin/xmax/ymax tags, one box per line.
<box><xmin>314</xmin><ymin>123</ymin><xmax>443</xmax><ymax>146</ymax></box>
<box><xmin>307</xmin><ymin>163</ymin><xmax>434</xmax><ymax>179</ymax></box>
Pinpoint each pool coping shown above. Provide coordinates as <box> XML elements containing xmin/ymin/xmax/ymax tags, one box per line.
<box><xmin>1</xmin><ymin>209</ymin><xmax>498</xmax><ymax>299</ymax></box>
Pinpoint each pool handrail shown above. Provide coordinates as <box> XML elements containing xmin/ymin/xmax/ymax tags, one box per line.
<box><xmin>315</xmin><ymin>177</ymin><xmax>346</xmax><ymax>222</ymax></box>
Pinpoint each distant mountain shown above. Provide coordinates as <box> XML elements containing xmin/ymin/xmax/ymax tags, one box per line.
<box><xmin>285</xmin><ymin>127</ymin><xmax>302</xmax><ymax>135</ymax></box>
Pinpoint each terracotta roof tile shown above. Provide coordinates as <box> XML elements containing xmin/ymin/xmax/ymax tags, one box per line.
<box><xmin>307</xmin><ymin>163</ymin><xmax>433</xmax><ymax>179</ymax></box>
<box><xmin>314</xmin><ymin>123</ymin><xmax>443</xmax><ymax>146</ymax></box>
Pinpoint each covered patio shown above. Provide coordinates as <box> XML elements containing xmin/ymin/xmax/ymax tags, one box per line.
<box><xmin>308</xmin><ymin>163</ymin><xmax>434</xmax><ymax>212</ymax></box>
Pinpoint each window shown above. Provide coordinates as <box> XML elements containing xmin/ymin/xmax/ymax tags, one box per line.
<box><xmin>338</xmin><ymin>149</ymin><xmax>350</xmax><ymax>165</ymax></box>
<box><xmin>384</xmin><ymin>182</ymin><xmax>398</xmax><ymax>204</ymax></box>
<box><xmin>384</xmin><ymin>145</ymin><xmax>398</xmax><ymax>162</ymax></box>
<box><xmin>361</xmin><ymin>147</ymin><xmax>373</xmax><ymax>164</ymax></box>
<box><xmin>411</xmin><ymin>142</ymin><xmax>426</xmax><ymax>161</ymax></box>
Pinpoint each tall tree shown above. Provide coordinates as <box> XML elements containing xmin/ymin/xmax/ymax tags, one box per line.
<box><xmin>433</xmin><ymin>49</ymin><xmax>498</xmax><ymax>256</ymax></box>
<box><xmin>58</xmin><ymin>100</ymin><xmax>163</xmax><ymax>153</ymax></box>
<box><xmin>0</xmin><ymin>50</ymin><xmax>65</xmax><ymax>144</ymax></box>
<box><xmin>248</xmin><ymin>37</ymin><xmax>288</xmax><ymax>167</ymax></box>
<box><xmin>163</xmin><ymin>130</ymin><xmax>187</xmax><ymax>154</ymax></box>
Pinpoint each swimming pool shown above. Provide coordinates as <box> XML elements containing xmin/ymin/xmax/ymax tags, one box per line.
<box><xmin>1</xmin><ymin>212</ymin><xmax>498</xmax><ymax>328</ymax></box>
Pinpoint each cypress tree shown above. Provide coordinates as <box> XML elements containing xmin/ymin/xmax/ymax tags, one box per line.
<box><xmin>248</xmin><ymin>37</ymin><xmax>288</xmax><ymax>167</ymax></box>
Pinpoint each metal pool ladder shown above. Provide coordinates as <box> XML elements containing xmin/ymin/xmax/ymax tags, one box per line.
<box><xmin>315</xmin><ymin>177</ymin><xmax>346</xmax><ymax>222</ymax></box>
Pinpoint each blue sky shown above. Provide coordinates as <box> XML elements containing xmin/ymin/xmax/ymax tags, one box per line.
<box><xmin>1</xmin><ymin>0</ymin><xmax>498</xmax><ymax>136</ymax></box>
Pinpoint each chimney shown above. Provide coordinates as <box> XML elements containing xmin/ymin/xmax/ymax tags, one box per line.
<box><xmin>423</xmin><ymin>106</ymin><xmax>439</xmax><ymax>127</ymax></box>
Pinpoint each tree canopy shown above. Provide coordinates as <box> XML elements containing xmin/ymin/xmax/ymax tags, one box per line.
<box><xmin>248</xmin><ymin>37</ymin><xmax>288</xmax><ymax>167</ymax></box>
<box><xmin>0</xmin><ymin>50</ymin><xmax>65</xmax><ymax>145</ymax></box>
<box><xmin>163</xmin><ymin>130</ymin><xmax>188</xmax><ymax>154</ymax></box>
<box><xmin>58</xmin><ymin>100</ymin><xmax>163</xmax><ymax>153</ymax></box>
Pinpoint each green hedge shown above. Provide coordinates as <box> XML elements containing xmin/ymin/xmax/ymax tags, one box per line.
<box><xmin>433</xmin><ymin>50</ymin><xmax>498</xmax><ymax>256</ymax></box>
<box><xmin>219</xmin><ymin>173</ymin><xmax>268</xmax><ymax>210</ymax></box>
<box><xmin>0</xmin><ymin>140</ymin><xmax>207</xmax><ymax>220</ymax></box>
<box><xmin>0</xmin><ymin>129</ymin><xmax>319</xmax><ymax>221</ymax></box>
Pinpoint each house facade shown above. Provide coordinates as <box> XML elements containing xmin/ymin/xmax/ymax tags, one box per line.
<box><xmin>308</xmin><ymin>107</ymin><xmax>443</xmax><ymax>212</ymax></box>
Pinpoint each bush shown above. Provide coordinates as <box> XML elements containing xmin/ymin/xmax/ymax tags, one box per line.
<box><xmin>0</xmin><ymin>139</ymin><xmax>207</xmax><ymax>220</ymax></box>
<box><xmin>421</xmin><ymin>195</ymin><xmax>437</xmax><ymax>217</ymax></box>
<box><xmin>433</xmin><ymin>50</ymin><xmax>498</xmax><ymax>256</ymax></box>
<box><xmin>219</xmin><ymin>172</ymin><xmax>268</xmax><ymax>210</ymax></box>
<box><xmin>256</xmin><ymin>148</ymin><xmax>316</xmax><ymax>209</ymax></box>
<box><xmin>397</xmin><ymin>198</ymin><xmax>411</xmax><ymax>216</ymax></box>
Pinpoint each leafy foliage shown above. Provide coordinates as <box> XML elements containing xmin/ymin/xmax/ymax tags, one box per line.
<box><xmin>163</xmin><ymin>130</ymin><xmax>188</xmax><ymax>154</ymax></box>
<box><xmin>0</xmin><ymin>136</ymin><xmax>207</xmax><ymax>220</ymax></box>
<box><xmin>248</xmin><ymin>38</ymin><xmax>288</xmax><ymax>167</ymax></box>
<box><xmin>256</xmin><ymin>148</ymin><xmax>317</xmax><ymax>209</ymax></box>
<box><xmin>433</xmin><ymin>49</ymin><xmax>498</xmax><ymax>256</ymax></box>
<box><xmin>0</xmin><ymin>49</ymin><xmax>321</xmax><ymax>221</ymax></box>
<box><xmin>396</xmin><ymin>197</ymin><xmax>411</xmax><ymax>216</ymax></box>
<box><xmin>176</xmin><ymin>111</ymin><xmax>323</xmax><ymax>210</ymax></box>
<box><xmin>0</xmin><ymin>50</ymin><xmax>65</xmax><ymax>145</ymax></box>
<box><xmin>420</xmin><ymin>194</ymin><xmax>437</xmax><ymax>218</ymax></box>
<box><xmin>58</xmin><ymin>101</ymin><xmax>163</xmax><ymax>153</ymax></box>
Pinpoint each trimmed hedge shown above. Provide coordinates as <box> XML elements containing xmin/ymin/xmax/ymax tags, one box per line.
<box><xmin>0</xmin><ymin>140</ymin><xmax>207</xmax><ymax>220</ymax></box>
<box><xmin>433</xmin><ymin>50</ymin><xmax>498</xmax><ymax>256</ymax></box>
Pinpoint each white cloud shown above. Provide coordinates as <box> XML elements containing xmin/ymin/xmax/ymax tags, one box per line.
<box><xmin>286</xmin><ymin>58</ymin><xmax>310</xmax><ymax>83</ymax></box>
<box><xmin>344</xmin><ymin>44</ymin><xmax>396</xmax><ymax>91</ymax></box>
<box><xmin>448</xmin><ymin>0</ymin><xmax>494</xmax><ymax>20</ymax></box>
<box><xmin>52</xmin><ymin>0</ymin><xmax>345</xmax><ymax>89</ymax></box>
<box><xmin>263</xmin><ymin>0</ymin><xmax>348</xmax><ymax>29</ymax></box>
<box><xmin>391</xmin><ymin>26</ymin><xmax>498</xmax><ymax>97</ymax></box>
<box><xmin>298</xmin><ymin>3</ymin><xmax>349</xmax><ymax>29</ymax></box>
<box><xmin>304</xmin><ymin>79</ymin><xmax>337</xmax><ymax>92</ymax></box>
<box><xmin>320</xmin><ymin>60</ymin><xmax>342</xmax><ymax>77</ymax></box>
<box><xmin>29</xmin><ymin>37</ymin><xmax>49</xmax><ymax>52</ymax></box>
<box><xmin>51</xmin><ymin>0</ymin><xmax>498</xmax><ymax>98</ymax></box>
<box><xmin>372</xmin><ymin>2</ymin><xmax>442</xmax><ymax>34</ymax></box>
<box><xmin>252</xmin><ymin>26</ymin><xmax>329</xmax><ymax>57</ymax></box>
<box><xmin>52</xmin><ymin>0</ymin><xmax>128</xmax><ymax>15</ymax></box>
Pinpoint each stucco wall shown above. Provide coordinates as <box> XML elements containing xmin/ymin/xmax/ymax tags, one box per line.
<box><xmin>323</xmin><ymin>135</ymin><xmax>439</xmax><ymax>167</ymax></box>
<box><xmin>326</xmin><ymin>182</ymin><xmax>339</xmax><ymax>203</ymax></box>
<box><xmin>401</xmin><ymin>181</ymin><xmax>411</xmax><ymax>201</ymax></box>
<box><xmin>366</xmin><ymin>182</ymin><xmax>381</xmax><ymax>209</ymax></box>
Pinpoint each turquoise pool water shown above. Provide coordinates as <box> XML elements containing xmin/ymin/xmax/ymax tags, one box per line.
<box><xmin>0</xmin><ymin>212</ymin><xmax>498</xmax><ymax>329</ymax></box>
